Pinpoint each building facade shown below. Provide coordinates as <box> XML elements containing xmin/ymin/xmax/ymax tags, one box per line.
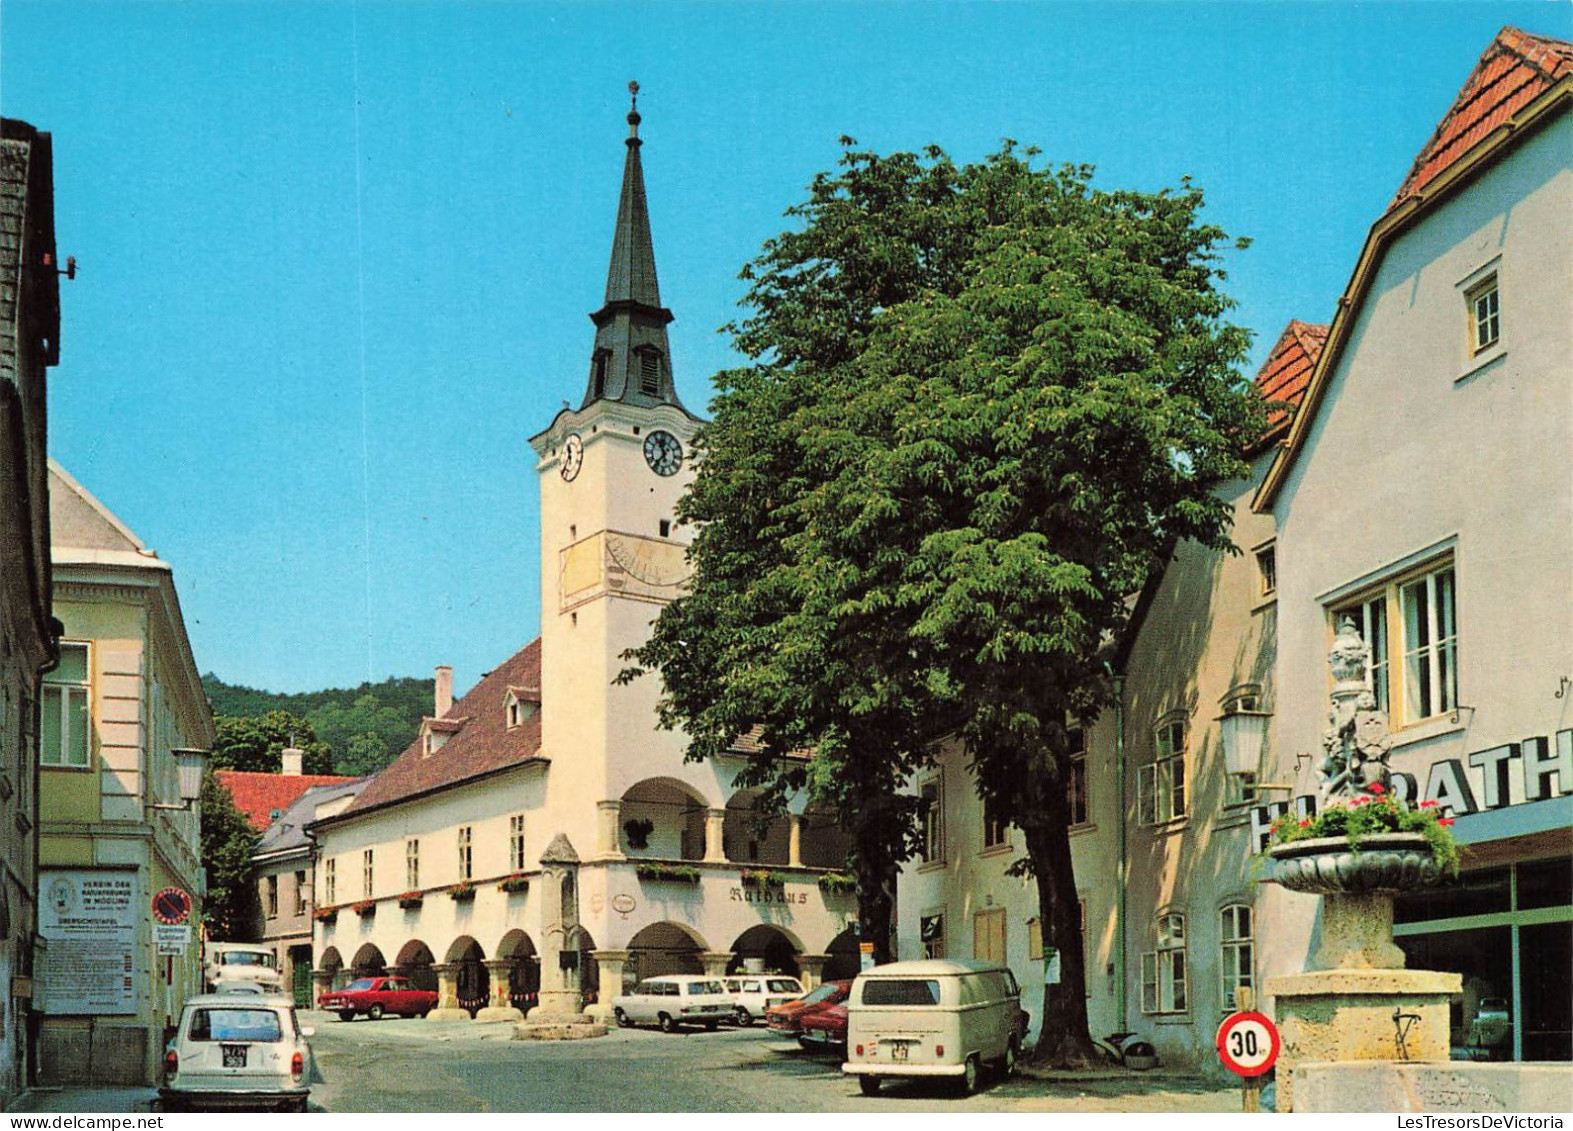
<box><xmin>897</xmin><ymin>26</ymin><xmax>1572</xmax><ymax>1075</ymax></box>
<box><xmin>311</xmin><ymin>95</ymin><xmax>859</xmax><ymax>1020</ymax></box>
<box><xmin>0</xmin><ymin>117</ymin><xmax>61</xmax><ymax>1111</ymax></box>
<box><xmin>36</xmin><ymin>463</ymin><xmax>214</xmax><ymax>1086</ymax></box>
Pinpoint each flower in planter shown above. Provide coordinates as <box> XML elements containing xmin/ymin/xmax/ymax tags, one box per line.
<box><xmin>740</xmin><ymin>868</ymin><xmax>787</xmax><ymax>889</ymax></box>
<box><xmin>1266</xmin><ymin>787</ymin><xmax>1460</xmax><ymax>874</ymax></box>
<box><xmin>449</xmin><ymin>881</ymin><xmax>477</xmax><ymax>901</ymax></box>
<box><xmin>634</xmin><ymin>861</ymin><xmax>701</xmax><ymax>884</ymax></box>
<box><xmin>352</xmin><ymin>900</ymin><xmax>376</xmax><ymax>918</ymax></box>
<box><xmin>497</xmin><ymin>874</ymin><xmax>531</xmax><ymax>894</ymax></box>
<box><xmin>313</xmin><ymin>907</ymin><xmax>338</xmax><ymax>923</ymax></box>
<box><xmin>816</xmin><ymin>871</ymin><xmax>856</xmax><ymax>895</ymax></box>
<box><xmin>397</xmin><ymin>891</ymin><xmax>424</xmax><ymax>909</ymax></box>
<box><xmin>622</xmin><ymin>817</ymin><xmax>655</xmax><ymax>850</ymax></box>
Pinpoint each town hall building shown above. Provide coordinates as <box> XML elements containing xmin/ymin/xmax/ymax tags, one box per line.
<box><xmin>310</xmin><ymin>89</ymin><xmax>858</xmax><ymax>1020</ymax></box>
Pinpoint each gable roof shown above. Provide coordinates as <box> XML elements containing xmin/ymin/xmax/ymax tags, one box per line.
<box><xmin>1254</xmin><ymin>26</ymin><xmax>1573</xmax><ymax>512</ymax></box>
<box><xmin>337</xmin><ymin>639</ymin><xmax>545</xmax><ymax>818</ymax></box>
<box><xmin>254</xmin><ymin>778</ymin><xmax>367</xmax><ymax>857</ymax></box>
<box><xmin>1390</xmin><ymin>27</ymin><xmax>1573</xmax><ymax>212</ymax></box>
<box><xmin>48</xmin><ymin>460</ymin><xmax>165</xmax><ymax>568</ymax></box>
<box><xmin>1252</xmin><ymin>320</ymin><xmax>1328</xmax><ymax>445</ymax></box>
<box><xmin>215</xmin><ymin>770</ymin><xmax>360</xmax><ymax>832</ymax></box>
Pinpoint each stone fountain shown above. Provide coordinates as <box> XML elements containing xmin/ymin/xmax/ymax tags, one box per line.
<box><xmin>1263</xmin><ymin>617</ymin><xmax>1461</xmax><ymax>1112</ymax></box>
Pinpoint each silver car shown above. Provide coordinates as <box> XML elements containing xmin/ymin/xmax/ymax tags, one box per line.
<box><xmin>160</xmin><ymin>993</ymin><xmax>313</xmax><ymax>1111</ymax></box>
<box><xmin>612</xmin><ymin>975</ymin><xmax>732</xmax><ymax>1032</ymax></box>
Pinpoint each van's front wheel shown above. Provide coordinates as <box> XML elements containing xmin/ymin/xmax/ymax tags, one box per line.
<box><xmin>858</xmin><ymin>1076</ymin><xmax>881</xmax><ymax>1097</ymax></box>
<box><xmin>959</xmin><ymin>1054</ymin><xmax>981</xmax><ymax>1096</ymax></box>
<box><xmin>1001</xmin><ymin>1037</ymin><xmax>1019</xmax><ymax>1078</ymax></box>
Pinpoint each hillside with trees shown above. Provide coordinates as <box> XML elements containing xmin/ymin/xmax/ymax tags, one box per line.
<box><xmin>201</xmin><ymin>673</ymin><xmax>434</xmax><ymax>776</ymax></box>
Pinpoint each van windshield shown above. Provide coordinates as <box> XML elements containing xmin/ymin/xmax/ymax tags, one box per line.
<box><xmin>219</xmin><ymin>951</ymin><xmax>275</xmax><ymax>967</ymax></box>
<box><xmin>862</xmin><ymin>979</ymin><xmax>941</xmax><ymax>1006</ymax></box>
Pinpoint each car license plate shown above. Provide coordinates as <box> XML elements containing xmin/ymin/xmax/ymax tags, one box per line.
<box><xmin>221</xmin><ymin>1045</ymin><xmax>248</xmax><ymax>1068</ymax></box>
<box><xmin>891</xmin><ymin>1043</ymin><xmax>909</xmax><ymax>1061</ymax></box>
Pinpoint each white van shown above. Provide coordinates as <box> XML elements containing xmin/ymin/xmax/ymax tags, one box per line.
<box><xmin>842</xmin><ymin>959</ymin><xmax>1027</xmax><ymax>1096</ymax></box>
<box><xmin>203</xmin><ymin>943</ymin><xmax>283</xmax><ymax>994</ymax></box>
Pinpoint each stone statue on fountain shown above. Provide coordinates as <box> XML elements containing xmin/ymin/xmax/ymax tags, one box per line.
<box><xmin>1319</xmin><ymin>615</ymin><xmax>1394</xmax><ymax>805</ymax></box>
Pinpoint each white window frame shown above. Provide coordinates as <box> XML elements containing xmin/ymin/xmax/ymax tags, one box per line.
<box><xmin>1220</xmin><ymin>903</ymin><xmax>1254</xmax><ymax>1010</ymax></box>
<box><xmin>1333</xmin><ymin>558</ymin><xmax>1456</xmax><ymax>727</ymax></box>
<box><xmin>265</xmin><ymin>874</ymin><xmax>278</xmax><ymax>919</ymax></box>
<box><xmin>324</xmin><ymin>858</ymin><xmax>336</xmax><ymax>905</ymax></box>
<box><xmin>406</xmin><ymin>839</ymin><xmax>420</xmax><ymax>890</ymax></box>
<box><xmin>1138</xmin><ymin>716</ymin><xmax>1187</xmax><ymax>825</ymax></box>
<box><xmin>982</xmin><ymin>793</ymin><xmax>1008</xmax><ymax>851</ymax></box>
<box><xmin>1468</xmin><ymin>274</ymin><xmax>1500</xmax><ymax>354</ymax></box>
<box><xmin>457</xmin><ymin>825</ymin><xmax>473</xmax><ymax>881</ymax></box>
<box><xmin>1140</xmin><ymin>911</ymin><xmax>1188</xmax><ymax>1014</ymax></box>
<box><xmin>362</xmin><ymin>849</ymin><xmax>374</xmax><ymax>899</ymax></box>
<box><xmin>1067</xmin><ymin>727</ymin><xmax>1089</xmax><ymax>827</ymax></box>
<box><xmin>510</xmin><ymin>814</ymin><xmax>526</xmax><ymax>872</ymax></box>
<box><xmin>41</xmin><ymin>641</ymin><xmax>91</xmax><ymax>768</ymax></box>
<box><xmin>294</xmin><ymin>870</ymin><xmax>308</xmax><ymax>916</ymax></box>
<box><xmin>920</xmin><ymin>777</ymin><xmax>944</xmax><ymax>863</ymax></box>
<box><xmin>1255</xmin><ymin>543</ymin><xmax>1277</xmax><ymax>599</ymax></box>
<box><xmin>921</xmin><ymin>912</ymin><xmax>945</xmax><ymax>960</ymax></box>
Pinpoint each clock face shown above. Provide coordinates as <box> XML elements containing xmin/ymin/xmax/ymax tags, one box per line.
<box><xmin>561</xmin><ymin>433</ymin><xmax>584</xmax><ymax>481</ymax></box>
<box><xmin>643</xmin><ymin>429</ymin><xmax>683</xmax><ymax>476</ymax></box>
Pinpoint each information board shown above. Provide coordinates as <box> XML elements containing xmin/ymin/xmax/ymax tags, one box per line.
<box><xmin>37</xmin><ymin>870</ymin><xmax>138</xmax><ymax>1015</ymax></box>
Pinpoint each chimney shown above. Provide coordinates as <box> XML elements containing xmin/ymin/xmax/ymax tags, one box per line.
<box><xmin>281</xmin><ymin>747</ymin><xmax>304</xmax><ymax>776</ymax></box>
<box><xmin>435</xmin><ymin>665</ymin><xmax>453</xmax><ymax>717</ymax></box>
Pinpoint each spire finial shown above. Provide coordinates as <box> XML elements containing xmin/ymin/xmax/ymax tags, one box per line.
<box><xmin>626</xmin><ymin>80</ymin><xmax>641</xmax><ymax>143</ymax></box>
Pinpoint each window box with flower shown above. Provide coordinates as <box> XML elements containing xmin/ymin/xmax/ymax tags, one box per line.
<box><xmin>352</xmin><ymin>900</ymin><xmax>376</xmax><ymax>919</ymax></box>
<box><xmin>448</xmin><ymin>881</ymin><xmax>477</xmax><ymax>902</ymax></box>
<box><xmin>398</xmin><ymin>891</ymin><xmax>424</xmax><ymax>910</ymax></box>
<box><xmin>313</xmin><ymin>907</ymin><xmax>338</xmax><ymax>925</ymax></box>
<box><xmin>497</xmin><ymin>873</ymin><xmax>531</xmax><ymax>894</ymax></box>
<box><xmin>739</xmin><ymin>868</ymin><xmax>789</xmax><ymax>890</ymax></box>
<box><xmin>817</xmin><ymin>871</ymin><xmax>856</xmax><ymax>895</ymax></box>
<box><xmin>634</xmin><ymin>861</ymin><xmax>701</xmax><ymax>884</ymax></box>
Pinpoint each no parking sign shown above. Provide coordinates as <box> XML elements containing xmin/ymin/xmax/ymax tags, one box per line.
<box><xmin>1216</xmin><ymin>1010</ymin><xmax>1280</xmax><ymax>1077</ymax></box>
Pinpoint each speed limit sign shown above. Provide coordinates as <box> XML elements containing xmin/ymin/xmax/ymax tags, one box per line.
<box><xmin>1216</xmin><ymin>1010</ymin><xmax>1280</xmax><ymax>1077</ymax></box>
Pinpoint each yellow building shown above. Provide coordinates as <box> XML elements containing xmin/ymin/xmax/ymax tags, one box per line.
<box><xmin>36</xmin><ymin>463</ymin><xmax>213</xmax><ymax>1087</ymax></box>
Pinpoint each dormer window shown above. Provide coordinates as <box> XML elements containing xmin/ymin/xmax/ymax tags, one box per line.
<box><xmin>639</xmin><ymin>350</ymin><xmax>661</xmax><ymax>396</ymax></box>
<box><xmin>504</xmin><ymin>689</ymin><xmax>536</xmax><ymax>730</ymax></box>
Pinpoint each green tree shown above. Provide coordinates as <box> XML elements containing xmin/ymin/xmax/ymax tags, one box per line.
<box><xmin>210</xmin><ymin>710</ymin><xmax>333</xmax><ymax>774</ymax></box>
<box><xmin>200</xmin><ymin>770</ymin><xmax>261</xmax><ymax>940</ymax></box>
<box><xmin>631</xmin><ymin>142</ymin><xmax>1260</xmax><ymax>1064</ymax></box>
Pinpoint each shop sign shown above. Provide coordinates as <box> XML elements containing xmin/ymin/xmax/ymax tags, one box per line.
<box><xmin>37</xmin><ymin>869</ymin><xmax>138</xmax><ymax>1015</ymax></box>
<box><xmin>1252</xmin><ymin>728</ymin><xmax>1572</xmax><ymax>853</ymax></box>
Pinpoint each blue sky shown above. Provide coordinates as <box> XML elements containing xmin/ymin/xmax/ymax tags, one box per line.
<box><xmin>1</xmin><ymin>1</ymin><xmax>1566</xmax><ymax>696</ymax></box>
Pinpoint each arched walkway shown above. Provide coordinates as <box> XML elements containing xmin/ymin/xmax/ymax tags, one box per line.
<box><xmin>350</xmin><ymin>943</ymin><xmax>386</xmax><ymax>978</ymax></box>
<box><xmin>497</xmin><ymin>929</ymin><xmax>539</xmax><ymax>1014</ymax></box>
<box><xmin>723</xmin><ymin>789</ymin><xmax>791</xmax><ymax>865</ymax></box>
<box><xmin>627</xmin><ymin>921</ymin><xmax>708</xmax><ymax>983</ymax></box>
<box><xmin>729</xmin><ymin>924</ymin><xmax>802</xmax><ymax>977</ymax></box>
<box><xmin>445</xmin><ymin>936</ymin><xmax>489</xmax><ymax>1017</ymax></box>
<box><xmin>823</xmin><ymin>927</ymin><xmax>861</xmax><ymax>982</ymax></box>
<box><xmin>318</xmin><ymin>946</ymin><xmax>344</xmax><ymax>990</ymax></box>
<box><xmin>799</xmin><ymin>805</ymin><xmax>855</xmax><ymax>870</ymax></box>
<box><xmin>395</xmin><ymin>939</ymin><xmax>437</xmax><ymax>993</ymax></box>
<box><xmin>619</xmin><ymin>778</ymin><xmax>707</xmax><ymax>859</ymax></box>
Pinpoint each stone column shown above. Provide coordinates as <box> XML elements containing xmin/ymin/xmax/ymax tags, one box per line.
<box><xmin>476</xmin><ymin>959</ymin><xmax>523</xmax><ymax>1022</ymax></box>
<box><xmin>597</xmin><ymin>800</ymin><xmax>625</xmax><ymax>859</ymax></box>
<box><xmin>797</xmin><ymin>953</ymin><xmax>829</xmax><ymax>991</ymax></box>
<box><xmin>427</xmin><ymin>963</ymin><xmax>470</xmax><ymax>1021</ymax></box>
<box><xmin>585</xmin><ymin>950</ymin><xmax>630</xmax><ymax>1023</ymax></box>
<box><xmin>788</xmin><ymin>815</ymin><xmax>804</xmax><ymax>868</ymax></box>
<box><xmin>704</xmin><ymin>808</ymin><xmax>727</xmax><ymax>863</ymax></box>
<box><xmin>700</xmin><ymin>951</ymin><xmax>732</xmax><ymax>978</ymax></box>
<box><xmin>534</xmin><ymin>833</ymin><xmax>588</xmax><ymax>1019</ymax></box>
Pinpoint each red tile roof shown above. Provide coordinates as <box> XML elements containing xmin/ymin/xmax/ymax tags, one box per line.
<box><xmin>341</xmin><ymin>640</ymin><xmax>545</xmax><ymax>816</ymax></box>
<box><xmin>214</xmin><ymin>770</ymin><xmax>360</xmax><ymax>831</ymax></box>
<box><xmin>1253</xmin><ymin>320</ymin><xmax>1328</xmax><ymax>441</ymax></box>
<box><xmin>1390</xmin><ymin>26</ymin><xmax>1573</xmax><ymax>211</ymax></box>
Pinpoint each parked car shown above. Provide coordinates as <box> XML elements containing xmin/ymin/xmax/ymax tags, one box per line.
<box><xmin>843</xmin><ymin>959</ymin><xmax>1027</xmax><ymax>1096</ymax></box>
<box><xmin>723</xmin><ymin>975</ymin><xmax>805</xmax><ymax>1026</ymax></box>
<box><xmin>316</xmin><ymin>975</ymin><xmax>437</xmax><ymax>1021</ymax></box>
<box><xmin>160</xmin><ymin>993</ymin><xmax>313</xmax><ymax>1112</ymax></box>
<box><xmin>765</xmin><ymin>979</ymin><xmax>853</xmax><ymax>1035</ymax></box>
<box><xmin>612</xmin><ymin>975</ymin><xmax>732</xmax><ymax>1032</ymax></box>
<box><xmin>203</xmin><ymin>942</ymin><xmax>283</xmax><ymax>994</ymax></box>
<box><xmin>798</xmin><ymin>1001</ymin><xmax>848</xmax><ymax>1050</ymax></box>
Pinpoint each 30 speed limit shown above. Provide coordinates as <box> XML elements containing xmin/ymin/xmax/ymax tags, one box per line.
<box><xmin>1215</xmin><ymin>1011</ymin><xmax>1280</xmax><ymax>1077</ymax></box>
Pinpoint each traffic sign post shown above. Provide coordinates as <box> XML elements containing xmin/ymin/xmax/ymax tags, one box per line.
<box><xmin>1217</xmin><ymin>992</ymin><xmax>1280</xmax><ymax>1112</ymax></box>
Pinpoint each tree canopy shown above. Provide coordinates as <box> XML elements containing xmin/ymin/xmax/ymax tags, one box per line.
<box><xmin>629</xmin><ymin>141</ymin><xmax>1261</xmax><ymax>1063</ymax></box>
<box><xmin>200</xmin><ymin>770</ymin><xmax>261</xmax><ymax>940</ymax></box>
<box><xmin>209</xmin><ymin>710</ymin><xmax>334</xmax><ymax>775</ymax></box>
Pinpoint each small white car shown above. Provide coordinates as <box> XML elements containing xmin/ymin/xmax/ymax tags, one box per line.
<box><xmin>723</xmin><ymin>975</ymin><xmax>805</xmax><ymax>1026</ymax></box>
<box><xmin>161</xmin><ymin>993</ymin><xmax>314</xmax><ymax>1111</ymax></box>
<box><xmin>203</xmin><ymin>942</ymin><xmax>284</xmax><ymax>994</ymax></box>
<box><xmin>612</xmin><ymin>975</ymin><xmax>733</xmax><ymax>1033</ymax></box>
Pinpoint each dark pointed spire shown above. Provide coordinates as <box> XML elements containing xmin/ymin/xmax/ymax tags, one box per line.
<box><xmin>581</xmin><ymin>81</ymin><xmax>689</xmax><ymax>414</ymax></box>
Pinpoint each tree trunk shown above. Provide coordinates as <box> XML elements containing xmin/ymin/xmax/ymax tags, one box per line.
<box><xmin>853</xmin><ymin>855</ymin><xmax>897</xmax><ymax>965</ymax></box>
<box><xmin>1021</xmin><ymin>793</ymin><xmax>1100</xmax><ymax>1067</ymax></box>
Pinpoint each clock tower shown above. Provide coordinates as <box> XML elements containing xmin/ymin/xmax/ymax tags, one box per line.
<box><xmin>528</xmin><ymin>84</ymin><xmax>703</xmax><ymax>848</ymax></box>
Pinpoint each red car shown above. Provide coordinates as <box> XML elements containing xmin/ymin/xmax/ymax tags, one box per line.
<box><xmin>317</xmin><ymin>975</ymin><xmax>437</xmax><ymax>1021</ymax></box>
<box><xmin>765</xmin><ymin>980</ymin><xmax>852</xmax><ymax>1036</ymax></box>
<box><xmin>797</xmin><ymin>1001</ymin><xmax>847</xmax><ymax>1050</ymax></box>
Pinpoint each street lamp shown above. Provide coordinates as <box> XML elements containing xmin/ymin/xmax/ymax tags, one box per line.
<box><xmin>151</xmin><ymin>748</ymin><xmax>209</xmax><ymax>811</ymax></box>
<box><xmin>1217</xmin><ymin>707</ymin><xmax>1291</xmax><ymax>794</ymax></box>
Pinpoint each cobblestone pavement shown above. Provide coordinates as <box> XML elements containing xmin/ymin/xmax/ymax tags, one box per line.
<box><xmin>304</xmin><ymin>1010</ymin><xmax>1240</xmax><ymax>1113</ymax></box>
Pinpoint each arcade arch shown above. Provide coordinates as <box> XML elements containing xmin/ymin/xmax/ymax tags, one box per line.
<box><xmin>728</xmin><ymin>924</ymin><xmax>802</xmax><ymax>978</ymax></box>
<box><xmin>626</xmin><ymin>921</ymin><xmax>708</xmax><ymax>985</ymax></box>
<box><xmin>445</xmin><ymin>936</ymin><xmax>488</xmax><ymax>1016</ymax></box>
<box><xmin>619</xmin><ymin>778</ymin><xmax>708</xmax><ymax>859</ymax></box>
<box><xmin>395</xmin><ymin>939</ymin><xmax>437</xmax><ymax>993</ymax></box>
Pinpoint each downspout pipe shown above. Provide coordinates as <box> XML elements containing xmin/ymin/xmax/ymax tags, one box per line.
<box><xmin>1114</xmin><ymin>672</ymin><xmax>1128</xmax><ymax>1032</ymax></box>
